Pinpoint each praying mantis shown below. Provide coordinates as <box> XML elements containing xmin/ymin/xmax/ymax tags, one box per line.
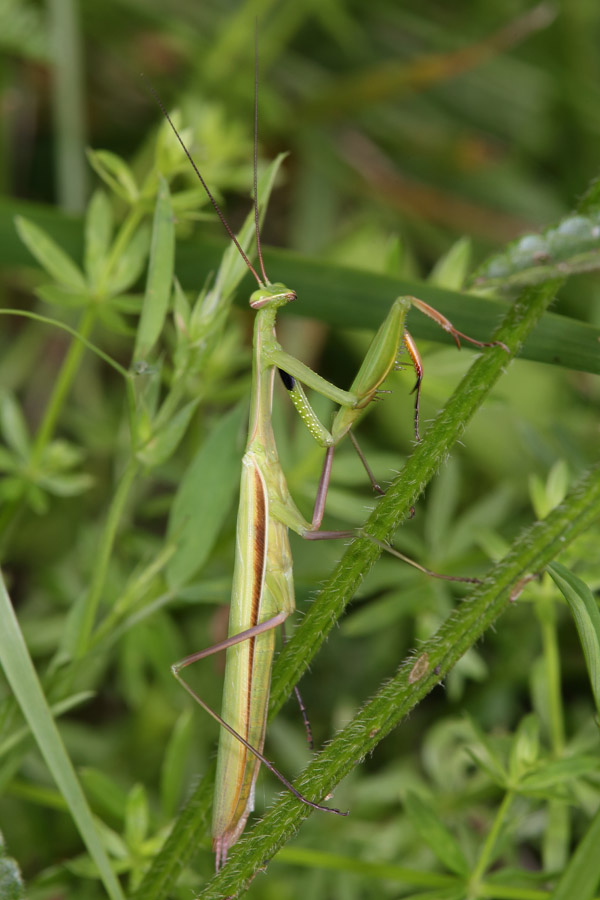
<box><xmin>154</xmin><ymin>72</ymin><xmax>507</xmax><ymax>871</ymax></box>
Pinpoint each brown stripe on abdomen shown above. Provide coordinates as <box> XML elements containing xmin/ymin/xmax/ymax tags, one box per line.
<box><xmin>249</xmin><ymin>462</ymin><xmax>267</xmax><ymax>628</ymax></box>
<box><xmin>244</xmin><ymin>460</ymin><xmax>268</xmax><ymax>743</ymax></box>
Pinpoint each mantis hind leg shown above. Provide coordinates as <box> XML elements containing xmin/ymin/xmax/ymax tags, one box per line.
<box><xmin>171</xmin><ymin>613</ymin><xmax>347</xmax><ymax>863</ymax></box>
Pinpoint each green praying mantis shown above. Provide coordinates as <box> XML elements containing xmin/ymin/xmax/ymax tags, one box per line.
<box><xmin>153</xmin><ymin>76</ymin><xmax>507</xmax><ymax>871</ymax></box>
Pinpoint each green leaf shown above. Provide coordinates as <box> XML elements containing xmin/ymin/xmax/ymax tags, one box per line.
<box><xmin>125</xmin><ymin>784</ymin><xmax>149</xmax><ymax>850</ymax></box>
<box><xmin>0</xmin><ymin>0</ymin><xmax>48</xmax><ymax>62</ymax></box>
<box><xmin>172</xmin><ymin>278</ymin><xmax>191</xmax><ymax>333</ymax></box>
<box><xmin>404</xmin><ymin>791</ymin><xmax>469</xmax><ymax>877</ymax></box>
<box><xmin>85</xmin><ymin>189</ymin><xmax>113</xmax><ymax>289</ymax></box>
<box><xmin>15</xmin><ymin>216</ymin><xmax>86</xmax><ymax>290</ymax></box>
<box><xmin>550</xmin><ymin>805</ymin><xmax>600</xmax><ymax>900</ymax></box>
<box><xmin>87</xmin><ymin>149</ymin><xmax>139</xmax><ymax>205</ymax></box>
<box><xmin>546</xmin><ymin>460</ymin><xmax>570</xmax><ymax>509</ymax></box>
<box><xmin>0</xmin><ymin>693</ymin><xmax>94</xmax><ymax>759</ymax></box>
<box><xmin>470</xmin><ymin>210</ymin><xmax>600</xmax><ymax>292</ymax></box>
<box><xmin>79</xmin><ymin>769</ymin><xmax>128</xmax><ymax>823</ymax></box>
<box><xmin>109</xmin><ymin>294</ymin><xmax>144</xmax><ymax>313</ymax></box>
<box><xmin>96</xmin><ymin>304</ymin><xmax>135</xmax><ymax>337</ymax></box>
<box><xmin>0</xmin><ymin>569</ymin><xmax>125</xmax><ymax>900</ymax></box>
<box><xmin>548</xmin><ymin>561</ymin><xmax>600</xmax><ymax>718</ymax></box>
<box><xmin>107</xmin><ymin>224</ymin><xmax>150</xmax><ymax>296</ymax></box>
<box><xmin>166</xmin><ymin>402</ymin><xmax>246</xmax><ymax>589</ymax></box>
<box><xmin>0</xmin><ymin>692</ymin><xmax>94</xmax><ymax>756</ymax></box>
<box><xmin>529</xmin><ymin>460</ymin><xmax>570</xmax><ymax>519</ymax></box>
<box><xmin>0</xmin><ymin>833</ymin><xmax>25</xmax><ymax>900</ymax></box>
<box><xmin>160</xmin><ymin>709</ymin><xmax>194</xmax><ymax>820</ymax></box>
<box><xmin>37</xmin><ymin>473</ymin><xmax>94</xmax><ymax>497</ymax></box>
<box><xmin>428</xmin><ymin>237</ymin><xmax>472</xmax><ymax>290</ymax></box>
<box><xmin>134</xmin><ymin>178</ymin><xmax>175</xmax><ymax>360</ymax></box>
<box><xmin>0</xmin><ymin>447</ymin><xmax>17</xmax><ymax>472</ymax></box>
<box><xmin>0</xmin><ymin>476</ymin><xmax>25</xmax><ymax>503</ymax></box>
<box><xmin>41</xmin><ymin>438</ymin><xmax>84</xmax><ymax>469</ymax></box>
<box><xmin>520</xmin><ymin>755</ymin><xmax>599</xmax><ymax>792</ymax></box>
<box><xmin>464</xmin><ymin>715</ymin><xmax>507</xmax><ymax>784</ymax></box>
<box><xmin>0</xmin><ymin>392</ymin><xmax>30</xmax><ymax>458</ymax></box>
<box><xmin>137</xmin><ymin>398</ymin><xmax>199</xmax><ymax>468</ymax></box>
<box><xmin>36</xmin><ymin>284</ymin><xmax>89</xmax><ymax>309</ymax></box>
<box><xmin>397</xmin><ymin>890</ymin><xmax>466</xmax><ymax>900</ymax></box>
<box><xmin>25</xmin><ymin>483</ymin><xmax>48</xmax><ymax>514</ymax></box>
<box><xmin>508</xmin><ymin>714</ymin><xmax>540</xmax><ymax>781</ymax></box>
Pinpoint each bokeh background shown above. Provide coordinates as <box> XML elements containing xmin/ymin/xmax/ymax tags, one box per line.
<box><xmin>1</xmin><ymin>1</ymin><xmax>600</xmax><ymax>898</ymax></box>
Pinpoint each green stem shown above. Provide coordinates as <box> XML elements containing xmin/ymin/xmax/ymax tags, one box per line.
<box><xmin>74</xmin><ymin>457</ymin><xmax>140</xmax><ymax>658</ymax></box>
<box><xmin>0</xmin><ymin>310</ymin><xmax>130</xmax><ymax>379</ymax></box>
<box><xmin>31</xmin><ymin>306</ymin><xmax>96</xmax><ymax>465</ymax></box>
<box><xmin>48</xmin><ymin>0</ymin><xmax>87</xmax><ymax>213</ymax></box>
<box><xmin>469</xmin><ymin>790</ymin><xmax>515</xmax><ymax>892</ymax></box>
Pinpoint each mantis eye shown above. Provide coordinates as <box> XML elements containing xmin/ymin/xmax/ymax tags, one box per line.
<box><xmin>249</xmin><ymin>286</ymin><xmax>297</xmax><ymax>309</ymax></box>
<box><xmin>249</xmin><ymin>290</ymin><xmax>271</xmax><ymax>309</ymax></box>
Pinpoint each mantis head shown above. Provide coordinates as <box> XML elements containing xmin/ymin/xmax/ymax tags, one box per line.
<box><xmin>249</xmin><ymin>283</ymin><xmax>297</xmax><ymax>309</ymax></box>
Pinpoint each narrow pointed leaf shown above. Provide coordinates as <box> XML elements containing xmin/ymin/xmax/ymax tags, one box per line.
<box><xmin>15</xmin><ymin>216</ymin><xmax>86</xmax><ymax>290</ymax></box>
<box><xmin>0</xmin><ymin>393</ymin><xmax>30</xmax><ymax>458</ymax></box>
<box><xmin>404</xmin><ymin>791</ymin><xmax>469</xmax><ymax>876</ymax></box>
<box><xmin>0</xmin><ymin>570</ymin><xmax>125</xmax><ymax>900</ymax></box>
<box><xmin>108</xmin><ymin>224</ymin><xmax>150</xmax><ymax>297</ymax></box>
<box><xmin>87</xmin><ymin>149</ymin><xmax>139</xmax><ymax>204</ymax></box>
<box><xmin>84</xmin><ymin>189</ymin><xmax>113</xmax><ymax>288</ymax></box>
<box><xmin>134</xmin><ymin>178</ymin><xmax>175</xmax><ymax>360</ymax></box>
<box><xmin>166</xmin><ymin>402</ymin><xmax>246</xmax><ymax>589</ymax></box>
<box><xmin>550</xmin><ymin>806</ymin><xmax>600</xmax><ymax>900</ymax></box>
<box><xmin>137</xmin><ymin>398</ymin><xmax>199</xmax><ymax>468</ymax></box>
<box><xmin>549</xmin><ymin>562</ymin><xmax>600</xmax><ymax>717</ymax></box>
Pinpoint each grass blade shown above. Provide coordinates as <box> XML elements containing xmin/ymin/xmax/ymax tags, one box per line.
<box><xmin>548</xmin><ymin>561</ymin><xmax>600</xmax><ymax>718</ymax></box>
<box><xmin>134</xmin><ymin>177</ymin><xmax>175</xmax><ymax>360</ymax></box>
<box><xmin>0</xmin><ymin>570</ymin><xmax>125</xmax><ymax>900</ymax></box>
<box><xmin>549</xmin><ymin>805</ymin><xmax>600</xmax><ymax>900</ymax></box>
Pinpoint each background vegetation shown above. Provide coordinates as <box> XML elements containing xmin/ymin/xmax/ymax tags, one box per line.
<box><xmin>0</xmin><ymin>0</ymin><xmax>599</xmax><ymax>898</ymax></box>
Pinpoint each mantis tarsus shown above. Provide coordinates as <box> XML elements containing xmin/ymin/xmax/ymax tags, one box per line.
<box><xmin>155</xmin><ymin>73</ymin><xmax>507</xmax><ymax>871</ymax></box>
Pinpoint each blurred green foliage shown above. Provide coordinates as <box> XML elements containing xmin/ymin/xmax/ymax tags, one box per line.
<box><xmin>0</xmin><ymin>1</ymin><xmax>599</xmax><ymax>899</ymax></box>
